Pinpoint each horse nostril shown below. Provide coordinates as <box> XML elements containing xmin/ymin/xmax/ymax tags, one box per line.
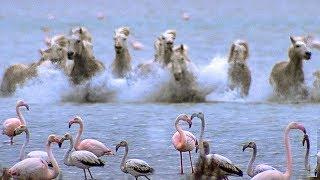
<box><xmin>306</xmin><ymin>52</ymin><xmax>311</xmax><ymax>56</ymax></box>
<box><xmin>67</xmin><ymin>52</ymin><xmax>74</xmax><ymax>56</ymax></box>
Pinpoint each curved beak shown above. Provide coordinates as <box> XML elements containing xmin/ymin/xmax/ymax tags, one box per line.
<box><xmin>115</xmin><ymin>144</ymin><xmax>120</xmax><ymax>152</ymax></box>
<box><xmin>188</xmin><ymin>121</ymin><xmax>192</xmax><ymax>128</ymax></box>
<box><xmin>68</xmin><ymin>121</ymin><xmax>73</xmax><ymax>128</ymax></box>
<box><xmin>242</xmin><ymin>144</ymin><xmax>249</xmax><ymax>152</ymax></box>
<box><xmin>302</xmin><ymin>134</ymin><xmax>309</xmax><ymax>147</ymax></box>
<box><xmin>58</xmin><ymin>138</ymin><xmax>65</xmax><ymax>148</ymax></box>
<box><xmin>24</xmin><ymin>104</ymin><xmax>30</xmax><ymax>111</ymax></box>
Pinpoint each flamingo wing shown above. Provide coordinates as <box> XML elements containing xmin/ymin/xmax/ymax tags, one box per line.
<box><xmin>125</xmin><ymin>159</ymin><xmax>154</xmax><ymax>175</ymax></box>
<box><xmin>79</xmin><ymin>139</ymin><xmax>112</xmax><ymax>156</ymax></box>
<box><xmin>210</xmin><ymin>154</ymin><xmax>243</xmax><ymax>177</ymax></box>
<box><xmin>9</xmin><ymin>158</ymin><xmax>48</xmax><ymax>178</ymax></box>
<box><xmin>27</xmin><ymin>151</ymin><xmax>52</xmax><ymax>167</ymax></box>
<box><xmin>253</xmin><ymin>164</ymin><xmax>276</xmax><ymax>176</ymax></box>
<box><xmin>71</xmin><ymin>151</ymin><xmax>104</xmax><ymax>167</ymax></box>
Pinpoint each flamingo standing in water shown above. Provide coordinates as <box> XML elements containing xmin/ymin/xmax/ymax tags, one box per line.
<box><xmin>13</xmin><ymin>125</ymin><xmax>53</xmax><ymax>167</ymax></box>
<box><xmin>116</xmin><ymin>140</ymin><xmax>154</xmax><ymax>179</ymax></box>
<box><xmin>7</xmin><ymin>134</ymin><xmax>61</xmax><ymax>179</ymax></box>
<box><xmin>171</xmin><ymin>114</ymin><xmax>197</xmax><ymax>174</ymax></box>
<box><xmin>59</xmin><ymin>133</ymin><xmax>104</xmax><ymax>179</ymax></box>
<box><xmin>68</xmin><ymin>116</ymin><xmax>114</xmax><ymax>157</ymax></box>
<box><xmin>2</xmin><ymin>100</ymin><xmax>29</xmax><ymax>144</ymax></box>
<box><xmin>242</xmin><ymin>141</ymin><xmax>277</xmax><ymax>177</ymax></box>
<box><xmin>251</xmin><ymin>122</ymin><xmax>307</xmax><ymax>180</ymax></box>
<box><xmin>191</xmin><ymin>112</ymin><xmax>243</xmax><ymax>179</ymax></box>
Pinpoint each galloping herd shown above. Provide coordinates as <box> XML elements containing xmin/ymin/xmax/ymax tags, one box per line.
<box><xmin>2</xmin><ymin>26</ymin><xmax>320</xmax><ymax>102</ymax></box>
<box><xmin>0</xmin><ymin>100</ymin><xmax>317</xmax><ymax>179</ymax></box>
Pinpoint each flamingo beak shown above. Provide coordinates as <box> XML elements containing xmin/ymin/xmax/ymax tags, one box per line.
<box><xmin>242</xmin><ymin>144</ymin><xmax>249</xmax><ymax>152</ymax></box>
<box><xmin>58</xmin><ymin>138</ymin><xmax>64</xmax><ymax>148</ymax></box>
<box><xmin>68</xmin><ymin>121</ymin><xmax>73</xmax><ymax>128</ymax></box>
<box><xmin>115</xmin><ymin>144</ymin><xmax>120</xmax><ymax>152</ymax></box>
<box><xmin>188</xmin><ymin>121</ymin><xmax>192</xmax><ymax>128</ymax></box>
<box><xmin>24</xmin><ymin>104</ymin><xmax>30</xmax><ymax>111</ymax></box>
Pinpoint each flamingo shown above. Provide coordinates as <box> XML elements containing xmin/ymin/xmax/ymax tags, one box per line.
<box><xmin>68</xmin><ymin>116</ymin><xmax>114</xmax><ymax>157</ymax></box>
<box><xmin>302</xmin><ymin>134</ymin><xmax>320</xmax><ymax>177</ymax></box>
<box><xmin>116</xmin><ymin>140</ymin><xmax>154</xmax><ymax>180</ymax></box>
<box><xmin>59</xmin><ymin>133</ymin><xmax>104</xmax><ymax>179</ymax></box>
<box><xmin>13</xmin><ymin>125</ymin><xmax>54</xmax><ymax>167</ymax></box>
<box><xmin>171</xmin><ymin>114</ymin><xmax>197</xmax><ymax>174</ymax></box>
<box><xmin>302</xmin><ymin>134</ymin><xmax>311</xmax><ymax>171</ymax></box>
<box><xmin>251</xmin><ymin>122</ymin><xmax>307</xmax><ymax>180</ymax></box>
<box><xmin>7</xmin><ymin>134</ymin><xmax>60</xmax><ymax>179</ymax></box>
<box><xmin>130</xmin><ymin>40</ymin><xmax>144</xmax><ymax>50</ymax></box>
<box><xmin>191</xmin><ymin>112</ymin><xmax>243</xmax><ymax>179</ymax></box>
<box><xmin>242</xmin><ymin>141</ymin><xmax>277</xmax><ymax>177</ymax></box>
<box><xmin>2</xmin><ymin>100</ymin><xmax>29</xmax><ymax>144</ymax></box>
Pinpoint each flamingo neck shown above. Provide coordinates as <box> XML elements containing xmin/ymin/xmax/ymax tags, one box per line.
<box><xmin>120</xmin><ymin>145</ymin><xmax>128</xmax><ymax>173</ymax></box>
<box><xmin>16</xmin><ymin>105</ymin><xmax>26</xmax><ymax>125</ymax></box>
<box><xmin>19</xmin><ymin>129</ymin><xmax>30</xmax><ymax>160</ymax></box>
<box><xmin>199</xmin><ymin>117</ymin><xmax>205</xmax><ymax>157</ymax></box>
<box><xmin>63</xmin><ymin>137</ymin><xmax>74</xmax><ymax>166</ymax></box>
<box><xmin>74</xmin><ymin>122</ymin><xmax>83</xmax><ymax>149</ymax></box>
<box><xmin>247</xmin><ymin>147</ymin><xmax>257</xmax><ymax>177</ymax></box>
<box><xmin>46</xmin><ymin>141</ymin><xmax>59</xmax><ymax>179</ymax></box>
<box><xmin>175</xmin><ymin>118</ymin><xmax>186</xmax><ymax>147</ymax></box>
<box><xmin>284</xmin><ymin>127</ymin><xmax>292</xmax><ymax>178</ymax></box>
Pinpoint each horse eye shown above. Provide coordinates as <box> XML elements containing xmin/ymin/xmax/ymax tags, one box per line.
<box><xmin>76</xmin><ymin>40</ymin><xmax>81</xmax><ymax>43</ymax></box>
<box><xmin>296</xmin><ymin>45</ymin><xmax>300</xmax><ymax>48</ymax></box>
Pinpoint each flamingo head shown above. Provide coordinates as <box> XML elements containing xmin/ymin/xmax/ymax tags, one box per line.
<box><xmin>242</xmin><ymin>141</ymin><xmax>256</xmax><ymax>152</ymax></box>
<box><xmin>16</xmin><ymin>100</ymin><xmax>29</xmax><ymax>110</ymax></box>
<box><xmin>13</xmin><ymin>125</ymin><xmax>27</xmax><ymax>136</ymax></box>
<box><xmin>288</xmin><ymin>122</ymin><xmax>307</xmax><ymax>134</ymax></box>
<box><xmin>47</xmin><ymin>134</ymin><xmax>61</xmax><ymax>145</ymax></box>
<box><xmin>191</xmin><ymin>112</ymin><xmax>204</xmax><ymax>121</ymax></box>
<box><xmin>177</xmin><ymin>114</ymin><xmax>192</xmax><ymax>128</ymax></box>
<box><xmin>116</xmin><ymin>140</ymin><xmax>128</xmax><ymax>152</ymax></box>
<box><xmin>58</xmin><ymin>133</ymin><xmax>72</xmax><ymax>148</ymax></box>
<box><xmin>68</xmin><ymin>116</ymin><xmax>82</xmax><ymax>128</ymax></box>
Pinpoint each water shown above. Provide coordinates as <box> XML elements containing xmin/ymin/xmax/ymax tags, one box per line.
<box><xmin>0</xmin><ymin>0</ymin><xmax>320</xmax><ymax>179</ymax></box>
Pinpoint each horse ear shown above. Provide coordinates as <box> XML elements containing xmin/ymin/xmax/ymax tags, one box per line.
<box><xmin>165</xmin><ymin>29</ymin><xmax>176</xmax><ymax>38</ymax></box>
<box><xmin>39</xmin><ymin>49</ymin><xmax>44</xmax><ymax>55</ymax></box>
<box><xmin>228</xmin><ymin>43</ymin><xmax>236</xmax><ymax>63</ymax></box>
<box><xmin>122</xmin><ymin>27</ymin><xmax>130</xmax><ymax>36</ymax></box>
<box><xmin>79</xmin><ymin>27</ymin><xmax>83</xmax><ymax>34</ymax></box>
<box><xmin>180</xmin><ymin>44</ymin><xmax>184</xmax><ymax>50</ymax></box>
<box><xmin>290</xmin><ymin>36</ymin><xmax>296</xmax><ymax>44</ymax></box>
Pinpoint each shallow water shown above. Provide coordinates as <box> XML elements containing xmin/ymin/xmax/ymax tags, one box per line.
<box><xmin>0</xmin><ymin>0</ymin><xmax>320</xmax><ymax>179</ymax></box>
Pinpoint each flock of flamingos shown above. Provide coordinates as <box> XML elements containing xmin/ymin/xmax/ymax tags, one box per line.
<box><xmin>0</xmin><ymin>100</ymin><xmax>318</xmax><ymax>179</ymax></box>
<box><xmin>1</xmin><ymin>19</ymin><xmax>320</xmax><ymax>180</ymax></box>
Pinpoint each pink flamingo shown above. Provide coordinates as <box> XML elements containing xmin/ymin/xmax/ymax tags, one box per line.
<box><xmin>8</xmin><ymin>134</ymin><xmax>61</xmax><ymax>179</ymax></box>
<box><xmin>130</xmin><ymin>40</ymin><xmax>144</xmax><ymax>50</ymax></box>
<box><xmin>172</xmin><ymin>114</ymin><xmax>197</xmax><ymax>174</ymax></box>
<box><xmin>2</xmin><ymin>100</ymin><xmax>29</xmax><ymax>144</ymax></box>
<box><xmin>251</xmin><ymin>122</ymin><xmax>307</xmax><ymax>180</ymax></box>
<box><xmin>68</xmin><ymin>116</ymin><xmax>114</xmax><ymax>157</ymax></box>
<box><xmin>181</xmin><ymin>12</ymin><xmax>190</xmax><ymax>21</ymax></box>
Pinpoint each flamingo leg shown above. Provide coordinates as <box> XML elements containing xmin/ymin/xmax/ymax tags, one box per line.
<box><xmin>10</xmin><ymin>137</ymin><xmax>13</xmax><ymax>145</ymax></box>
<box><xmin>180</xmin><ymin>151</ymin><xmax>184</xmax><ymax>174</ymax></box>
<box><xmin>145</xmin><ymin>176</ymin><xmax>150</xmax><ymax>180</ymax></box>
<box><xmin>188</xmin><ymin>151</ymin><xmax>194</xmax><ymax>173</ymax></box>
<box><xmin>83</xmin><ymin>169</ymin><xmax>87</xmax><ymax>179</ymax></box>
<box><xmin>88</xmin><ymin>168</ymin><xmax>94</xmax><ymax>179</ymax></box>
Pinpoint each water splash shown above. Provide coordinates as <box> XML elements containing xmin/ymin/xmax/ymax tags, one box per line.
<box><xmin>1</xmin><ymin>55</ymin><xmax>318</xmax><ymax>103</ymax></box>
